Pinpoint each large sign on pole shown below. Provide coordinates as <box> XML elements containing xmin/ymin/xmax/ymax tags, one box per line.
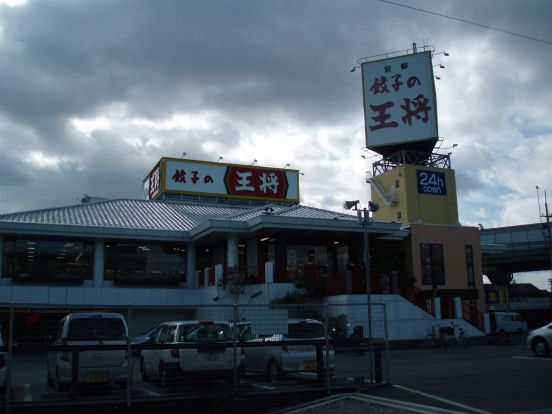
<box><xmin>143</xmin><ymin>158</ymin><xmax>300</xmax><ymax>204</ymax></box>
<box><xmin>361</xmin><ymin>51</ymin><xmax>439</xmax><ymax>155</ymax></box>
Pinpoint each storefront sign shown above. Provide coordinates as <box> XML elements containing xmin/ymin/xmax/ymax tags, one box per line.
<box><xmin>361</xmin><ymin>51</ymin><xmax>438</xmax><ymax>154</ymax></box>
<box><xmin>143</xmin><ymin>158</ymin><xmax>300</xmax><ymax>203</ymax></box>
<box><xmin>417</xmin><ymin>170</ymin><xmax>447</xmax><ymax>195</ymax></box>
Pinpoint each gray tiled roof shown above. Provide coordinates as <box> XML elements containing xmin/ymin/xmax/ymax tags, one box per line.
<box><xmin>0</xmin><ymin>199</ymin><xmax>355</xmax><ymax>232</ymax></box>
<box><xmin>0</xmin><ymin>199</ymin><xmax>244</xmax><ymax>231</ymax></box>
<box><xmin>277</xmin><ymin>205</ymin><xmax>356</xmax><ymax>220</ymax></box>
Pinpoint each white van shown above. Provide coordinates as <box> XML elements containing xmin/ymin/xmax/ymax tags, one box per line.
<box><xmin>490</xmin><ymin>311</ymin><xmax>528</xmax><ymax>335</ymax></box>
<box><xmin>47</xmin><ymin>312</ymin><xmax>129</xmax><ymax>391</ymax></box>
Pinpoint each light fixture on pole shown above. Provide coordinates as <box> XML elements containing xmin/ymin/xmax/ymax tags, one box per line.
<box><xmin>343</xmin><ymin>199</ymin><xmax>379</xmax><ymax>382</ymax></box>
<box><xmin>217</xmin><ymin>156</ymin><xmax>223</xmax><ymax>163</ymax></box>
<box><xmin>250</xmin><ymin>159</ymin><xmax>258</xmax><ymax>166</ymax></box>
<box><xmin>536</xmin><ymin>186</ymin><xmax>552</xmax><ymax>292</ymax></box>
<box><xmin>283</xmin><ymin>163</ymin><xmax>290</xmax><ymax>169</ymax></box>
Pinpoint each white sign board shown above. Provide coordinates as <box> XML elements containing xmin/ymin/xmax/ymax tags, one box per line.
<box><xmin>361</xmin><ymin>51</ymin><xmax>438</xmax><ymax>153</ymax></box>
<box><xmin>143</xmin><ymin>158</ymin><xmax>300</xmax><ymax>203</ymax></box>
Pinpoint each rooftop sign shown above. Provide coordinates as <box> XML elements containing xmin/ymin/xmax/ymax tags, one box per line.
<box><xmin>361</xmin><ymin>51</ymin><xmax>439</xmax><ymax>156</ymax></box>
<box><xmin>143</xmin><ymin>158</ymin><xmax>300</xmax><ymax>204</ymax></box>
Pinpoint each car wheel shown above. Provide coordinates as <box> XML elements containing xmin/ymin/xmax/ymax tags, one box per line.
<box><xmin>532</xmin><ymin>338</ymin><xmax>550</xmax><ymax>357</ymax></box>
<box><xmin>47</xmin><ymin>365</ymin><xmax>53</xmax><ymax>387</ymax></box>
<box><xmin>55</xmin><ymin>368</ymin><xmax>67</xmax><ymax>392</ymax></box>
<box><xmin>160</xmin><ymin>365</ymin><xmax>170</xmax><ymax>390</ymax></box>
<box><xmin>267</xmin><ymin>360</ymin><xmax>281</xmax><ymax>383</ymax></box>
<box><xmin>140</xmin><ymin>358</ymin><xmax>149</xmax><ymax>382</ymax></box>
<box><xmin>117</xmin><ymin>381</ymin><xmax>128</xmax><ymax>390</ymax></box>
<box><xmin>225</xmin><ymin>371</ymin><xmax>235</xmax><ymax>387</ymax></box>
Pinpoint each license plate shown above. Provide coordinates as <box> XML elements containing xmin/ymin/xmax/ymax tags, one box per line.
<box><xmin>86</xmin><ymin>372</ymin><xmax>108</xmax><ymax>383</ymax></box>
<box><xmin>303</xmin><ymin>361</ymin><xmax>317</xmax><ymax>371</ymax></box>
<box><xmin>203</xmin><ymin>353</ymin><xmax>220</xmax><ymax>362</ymax></box>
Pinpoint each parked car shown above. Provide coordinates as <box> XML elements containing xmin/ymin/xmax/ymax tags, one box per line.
<box><xmin>139</xmin><ymin>320</ymin><xmax>241</xmax><ymax>389</ymax></box>
<box><xmin>47</xmin><ymin>312</ymin><xmax>130</xmax><ymax>391</ymax></box>
<box><xmin>130</xmin><ymin>326</ymin><xmax>158</xmax><ymax>356</ymax></box>
<box><xmin>489</xmin><ymin>311</ymin><xmax>528</xmax><ymax>335</ymax></box>
<box><xmin>0</xmin><ymin>328</ymin><xmax>6</xmax><ymax>392</ymax></box>
<box><xmin>527</xmin><ymin>321</ymin><xmax>552</xmax><ymax>357</ymax></box>
<box><xmin>330</xmin><ymin>324</ymin><xmax>366</xmax><ymax>354</ymax></box>
<box><xmin>242</xmin><ymin>318</ymin><xmax>335</xmax><ymax>382</ymax></box>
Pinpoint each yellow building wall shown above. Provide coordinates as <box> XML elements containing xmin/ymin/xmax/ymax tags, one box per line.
<box><xmin>407</xmin><ymin>223</ymin><xmax>485</xmax><ymax>313</ymax></box>
<box><xmin>371</xmin><ymin>164</ymin><xmax>459</xmax><ymax>225</ymax></box>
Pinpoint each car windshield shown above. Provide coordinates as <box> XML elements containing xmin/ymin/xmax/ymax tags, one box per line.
<box><xmin>287</xmin><ymin>322</ymin><xmax>325</xmax><ymax>339</ymax></box>
<box><xmin>178</xmin><ymin>324</ymin><xmax>232</xmax><ymax>342</ymax></box>
<box><xmin>67</xmin><ymin>317</ymin><xmax>126</xmax><ymax>340</ymax></box>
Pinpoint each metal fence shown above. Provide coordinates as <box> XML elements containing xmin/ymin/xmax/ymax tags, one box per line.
<box><xmin>0</xmin><ymin>302</ymin><xmax>389</xmax><ymax>412</ymax></box>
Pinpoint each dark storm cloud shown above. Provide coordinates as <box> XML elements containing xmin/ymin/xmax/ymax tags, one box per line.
<box><xmin>0</xmin><ymin>152</ymin><xmax>32</xmax><ymax>186</ymax></box>
<box><xmin>0</xmin><ymin>0</ymin><xmax>369</xmax><ymax>127</ymax></box>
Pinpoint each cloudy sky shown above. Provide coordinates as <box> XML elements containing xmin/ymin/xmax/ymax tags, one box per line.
<box><xmin>0</xmin><ymin>0</ymin><xmax>551</xmax><ymax>288</ymax></box>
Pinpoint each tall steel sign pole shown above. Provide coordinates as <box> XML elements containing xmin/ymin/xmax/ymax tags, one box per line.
<box><xmin>544</xmin><ymin>192</ymin><xmax>552</xmax><ymax>294</ymax></box>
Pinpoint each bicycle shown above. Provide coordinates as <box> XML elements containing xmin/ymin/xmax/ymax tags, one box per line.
<box><xmin>443</xmin><ymin>323</ymin><xmax>469</xmax><ymax>348</ymax></box>
<box><xmin>424</xmin><ymin>325</ymin><xmax>449</xmax><ymax>348</ymax></box>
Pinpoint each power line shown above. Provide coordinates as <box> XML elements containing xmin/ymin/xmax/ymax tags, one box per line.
<box><xmin>379</xmin><ymin>0</ymin><xmax>552</xmax><ymax>46</ymax></box>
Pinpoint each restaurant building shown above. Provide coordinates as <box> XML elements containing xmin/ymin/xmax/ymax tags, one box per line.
<box><xmin>0</xmin><ymin>155</ymin><xmax>485</xmax><ymax>340</ymax></box>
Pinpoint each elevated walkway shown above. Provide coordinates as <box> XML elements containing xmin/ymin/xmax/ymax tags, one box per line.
<box><xmin>480</xmin><ymin>223</ymin><xmax>551</xmax><ymax>277</ymax></box>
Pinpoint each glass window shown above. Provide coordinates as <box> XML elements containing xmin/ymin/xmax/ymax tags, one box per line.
<box><xmin>179</xmin><ymin>323</ymin><xmax>232</xmax><ymax>342</ymax></box>
<box><xmin>104</xmin><ymin>241</ymin><xmax>186</xmax><ymax>285</ymax></box>
<box><xmin>420</xmin><ymin>243</ymin><xmax>444</xmax><ymax>286</ymax></box>
<box><xmin>287</xmin><ymin>322</ymin><xmax>325</xmax><ymax>338</ymax></box>
<box><xmin>67</xmin><ymin>318</ymin><xmax>126</xmax><ymax>340</ymax></box>
<box><xmin>157</xmin><ymin>326</ymin><xmax>169</xmax><ymax>344</ymax></box>
<box><xmin>465</xmin><ymin>245</ymin><xmax>475</xmax><ymax>287</ymax></box>
<box><xmin>2</xmin><ymin>238</ymin><xmax>93</xmax><ymax>282</ymax></box>
<box><xmin>167</xmin><ymin>325</ymin><xmax>177</xmax><ymax>342</ymax></box>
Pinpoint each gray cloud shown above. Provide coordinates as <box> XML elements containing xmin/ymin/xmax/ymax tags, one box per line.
<box><xmin>0</xmin><ymin>0</ymin><xmax>550</xmax><ymax>233</ymax></box>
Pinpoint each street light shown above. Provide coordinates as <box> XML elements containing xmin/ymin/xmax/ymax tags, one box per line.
<box><xmin>343</xmin><ymin>199</ymin><xmax>379</xmax><ymax>382</ymax></box>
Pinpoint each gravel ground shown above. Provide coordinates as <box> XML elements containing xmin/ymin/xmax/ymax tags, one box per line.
<box><xmin>271</xmin><ymin>394</ymin><xmax>460</xmax><ymax>414</ymax></box>
<box><xmin>281</xmin><ymin>397</ymin><xmax>414</xmax><ymax>414</ymax></box>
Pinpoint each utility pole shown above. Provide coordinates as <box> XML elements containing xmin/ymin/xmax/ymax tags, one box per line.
<box><xmin>537</xmin><ymin>187</ymin><xmax>552</xmax><ymax>297</ymax></box>
<box><xmin>543</xmin><ymin>192</ymin><xmax>552</xmax><ymax>297</ymax></box>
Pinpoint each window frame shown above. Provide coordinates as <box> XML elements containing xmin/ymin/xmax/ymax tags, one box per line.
<box><xmin>2</xmin><ymin>237</ymin><xmax>94</xmax><ymax>283</ymax></box>
<box><xmin>420</xmin><ymin>243</ymin><xmax>445</xmax><ymax>286</ymax></box>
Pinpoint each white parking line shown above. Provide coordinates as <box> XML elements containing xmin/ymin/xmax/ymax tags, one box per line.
<box><xmin>512</xmin><ymin>356</ymin><xmax>552</xmax><ymax>362</ymax></box>
<box><xmin>141</xmin><ymin>388</ymin><xmax>162</xmax><ymax>397</ymax></box>
<box><xmin>392</xmin><ymin>384</ymin><xmax>494</xmax><ymax>414</ymax></box>
<box><xmin>252</xmin><ymin>383</ymin><xmax>276</xmax><ymax>390</ymax></box>
<box><xmin>22</xmin><ymin>384</ymin><xmax>32</xmax><ymax>402</ymax></box>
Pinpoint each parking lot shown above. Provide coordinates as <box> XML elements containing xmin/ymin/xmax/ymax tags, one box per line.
<box><xmin>2</xmin><ymin>347</ymin><xmax>375</xmax><ymax>406</ymax></box>
<box><xmin>2</xmin><ymin>340</ymin><xmax>551</xmax><ymax>413</ymax></box>
<box><xmin>368</xmin><ymin>341</ymin><xmax>552</xmax><ymax>414</ymax></box>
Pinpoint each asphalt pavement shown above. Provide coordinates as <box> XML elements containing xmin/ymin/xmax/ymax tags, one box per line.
<box><xmin>2</xmin><ymin>339</ymin><xmax>551</xmax><ymax>414</ymax></box>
